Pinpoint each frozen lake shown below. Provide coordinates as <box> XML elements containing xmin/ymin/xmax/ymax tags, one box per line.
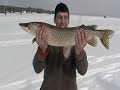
<box><xmin>0</xmin><ymin>13</ymin><xmax>120</xmax><ymax>90</ymax></box>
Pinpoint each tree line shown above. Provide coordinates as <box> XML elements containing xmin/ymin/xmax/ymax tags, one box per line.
<box><xmin>0</xmin><ymin>5</ymin><xmax>54</xmax><ymax>15</ymax></box>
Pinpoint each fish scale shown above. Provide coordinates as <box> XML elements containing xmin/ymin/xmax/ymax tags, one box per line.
<box><xmin>48</xmin><ymin>27</ymin><xmax>75</xmax><ymax>46</ymax></box>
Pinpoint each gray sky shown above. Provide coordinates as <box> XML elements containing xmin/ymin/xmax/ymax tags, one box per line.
<box><xmin>0</xmin><ymin>0</ymin><xmax>120</xmax><ymax>18</ymax></box>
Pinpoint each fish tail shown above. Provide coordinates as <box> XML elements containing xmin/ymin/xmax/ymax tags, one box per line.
<box><xmin>100</xmin><ymin>30</ymin><xmax>114</xmax><ymax>49</ymax></box>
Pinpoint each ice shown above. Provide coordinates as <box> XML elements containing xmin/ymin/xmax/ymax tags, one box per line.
<box><xmin>0</xmin><ymin>13</ymin><xmax>120</xmax><ymax>90</ymax></box>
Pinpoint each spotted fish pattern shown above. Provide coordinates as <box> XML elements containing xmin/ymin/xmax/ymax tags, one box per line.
<box><xmin>19</xmin><ymin>22</ymin><xmax>114</xmax><ymax>58</ymax></box>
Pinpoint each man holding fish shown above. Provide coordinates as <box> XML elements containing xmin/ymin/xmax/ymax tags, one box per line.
<box><xmin>33</xmin><ymin>3</ymin><xmax>88</xmax><ymax>90</ymax></box>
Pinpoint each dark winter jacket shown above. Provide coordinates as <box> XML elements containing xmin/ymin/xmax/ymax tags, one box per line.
<box><xmin>33</xmin><ymin>45</ymin><xmax>88</xmax><ymax>90</ymax></box>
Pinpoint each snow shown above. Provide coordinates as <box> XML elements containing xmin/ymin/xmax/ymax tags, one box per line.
<box><xmin>0</xmin><ymin>13</ymin><xmax>120</xmax><ymax>90</ymax></box>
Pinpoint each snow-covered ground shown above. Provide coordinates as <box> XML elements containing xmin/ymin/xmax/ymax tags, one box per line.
<box><xmin>0</xmin><ymin>13</ymin><xmax>120</xmax><ymax>90</ymax></box>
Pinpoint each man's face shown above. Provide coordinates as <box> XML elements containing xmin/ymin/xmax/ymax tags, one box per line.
<box><xmin>54</xmin><ymin>12</ymin><xmax>69</xmax><ymax>28</ymax></box>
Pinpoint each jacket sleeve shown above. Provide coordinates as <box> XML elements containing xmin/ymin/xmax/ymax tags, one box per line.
<box><xmin>32</xmin><ymin>48</ymin><xmax>47</xmax><ymax>74</ymax></box>
<box><xmin>74</xmin><ymin>49</ymin><xmax>88</xmax><ymax>75</ymax></box>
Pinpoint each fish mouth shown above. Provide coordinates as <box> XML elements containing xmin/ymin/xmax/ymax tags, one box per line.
<box><xmin>19</xmin><ymin>23</ymin><xmax>29</xmax><ymax>27</ymax></box>
<box><xmin>19</xmin><ymin>23</ymin><xmax>31</xmax><ymax>31</ymax></box>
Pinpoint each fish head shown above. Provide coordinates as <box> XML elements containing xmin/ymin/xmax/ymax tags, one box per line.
<box><xmin>19</xmin><ymin>22</ymin><xmax>42</xmax><ymax>35</ymax></box>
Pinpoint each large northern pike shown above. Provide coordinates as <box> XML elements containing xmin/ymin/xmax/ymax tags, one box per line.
<box><xmin>19</xmin><ymin>22</ymin><xmax>114</xmax><ymax>58</ymax></box>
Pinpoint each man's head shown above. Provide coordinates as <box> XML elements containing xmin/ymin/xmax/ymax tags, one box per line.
<box><xmin>54</xmin><ymin>3</ymin><xmax>69</xmax><ymax>28</ymax></box>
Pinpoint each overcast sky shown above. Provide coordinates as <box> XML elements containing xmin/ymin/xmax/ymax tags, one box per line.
<box><xmin>0</xmin><ymin>0</ymin><xmax>120</xmax><ymax>18</ymax></box>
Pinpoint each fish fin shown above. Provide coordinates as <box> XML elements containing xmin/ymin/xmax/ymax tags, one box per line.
<box><xmin>87</xmin><ymin>25</ymin><xmax>97</xmax><ymax>29</ymax></box>
<box><xmin>100</xmin><ymin>30</ymin><xmax>114</xmax><ymax>49</ymax></box>
<box><xmin>87</xmin><ymin>37</ymin><xmax>97</xmax><ymax>47</ymax></box>
<box><xmin>63</xmin><ymin>46</ymin><xmax>72</xmax><ymax>58</ymax></box>
<box><xmin>32</xmin><ymin>37</ymin><xmax>36</xmax><ymax>43</ymax></box>
<box><xmin>90</xmin><ymin>25</ymin><xmax>98</xmax><ymax>29</ymax></box>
